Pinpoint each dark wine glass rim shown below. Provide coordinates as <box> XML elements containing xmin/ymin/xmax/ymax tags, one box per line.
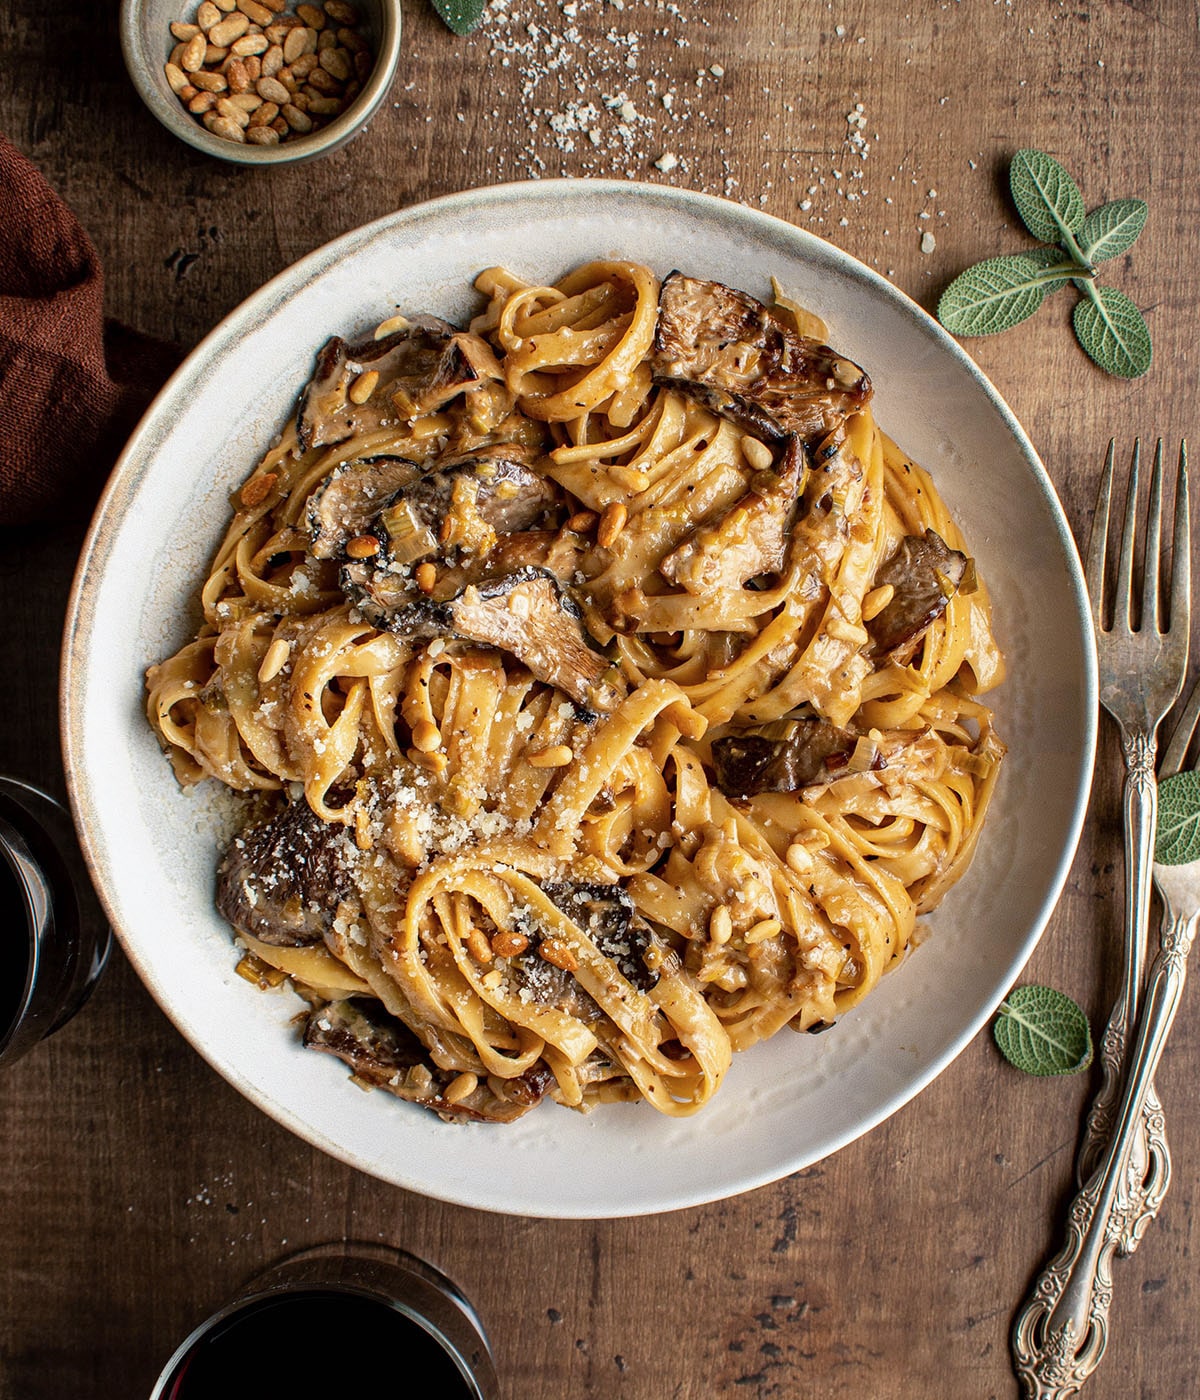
<box><xmin>153</xmin><ymin>1280</ymin><xmax>486</xmax><ymax>1398</ymax></box>
<box><xmin>0</xmin><ymin>813</ymin><xmax>42</xmax><ymax>1047</ymax></box>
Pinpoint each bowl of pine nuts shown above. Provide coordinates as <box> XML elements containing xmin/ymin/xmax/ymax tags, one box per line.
<box><xmin>120</xmin><ymin>0</ymin><xmax>401</xmax><ymax>164</ymax></box>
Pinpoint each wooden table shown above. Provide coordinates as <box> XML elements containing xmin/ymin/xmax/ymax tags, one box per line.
<box><xmin>3</xmin><ymin>1</ymin><xmax>1199</xmax><ymax>1395</ymax></box>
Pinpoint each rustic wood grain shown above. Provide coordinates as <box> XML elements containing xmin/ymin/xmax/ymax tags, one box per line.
<box><xmin>3</xmin><ymin>1</ymin><xmax>1200</xmax><ymax>1396</ymax></box>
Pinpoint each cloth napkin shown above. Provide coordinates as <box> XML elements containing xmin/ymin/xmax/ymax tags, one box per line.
<box><xmin>0</xmin><ymin>133</ymin><xmax>180</xmax><ymax>529</ymax></box>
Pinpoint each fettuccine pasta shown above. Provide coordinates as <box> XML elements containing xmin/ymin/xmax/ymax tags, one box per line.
<box><xmin>146</xmin><ymin>261</ymin><xmax>1004</xmax><ymax>1123</ymax></box>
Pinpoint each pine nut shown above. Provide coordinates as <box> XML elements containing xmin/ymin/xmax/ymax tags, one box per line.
<box><xmin>164</xmin><ymin>61</ymin><xmax>190</xmax><ymax>94</ymax></box>
<box><xmin>442</xmin><ymin>1072</ymin><xmax>478</xmax><ymax>1105</ymax></box>
<box><xmin>215</xmin><ymin>96</ymin><xmax>250</xmax><ymax>125</ymax></box>
<box><xmin>207</xmin><ymin>114</ymin><xmax>246</xmax><ymax>141</ymax></box>
<box><xmin>245</xmin><ymin>124</ymin><xmax>280</xmax><ymax>144</ymax></box>
<box><xmin>282</xmin><ymin>25</ymin><xmax>310</xmax><ymax>62</ymax></box>
<box><xmin>709</xmin><ymin>905</ymin><xmax>733</xmax><ymax>945</ymax></box>
<box><xmin>318</xmin><ymin>45</ymin><xmax>351</xmax><ymax>80</ymax></box>
<box><xmin>248</xmin><ymin>100</ymin><xmax>279</xmax><ymax>125</ymax></box>
<box><xmin>344</xmin><ymin>533</ymin><xmax>380</xmax><ymax>559</ymax></box>
<box><xmin>190</xmin><ymin>68</ymin><xmax>228</xmax><ymax>92</ymax></box>
<box><xmin>412</xmin><ymin>719</ymin><xmax>442</xmax><ymax>753</ymax></box>
<box><xmin>188</xmin><ymin>90</ymin><xmax>217</xmax><ymax>113</ymax></box>
<box><xmin>196</xmin><ymin>1</ymin><xmax>222</xmax><ymax>30</ymax></box>
<box><xmin>170</xmin><ymin>22</ymin><xmax>202</xmax><ymax>40</ymax></box>
<box><xmin>491</xmin><ymin>930</ymin><xmax>530</xmax><ymax>959</ymax></box>
<box><xmin>742</xmin><ymin>436</ymin><xmax>774</xmax><ymax>472</ymax></box>
<box><xmin>539</xmin><ymin>938</ymin><xmax>578</xmax><ymax>972</ymax></box>
<box><xmin>597</xmin><ymin>501</ymin><xmax>628</xmax><ymax>549</ymax></box>
<box><xmin>231</xmin><ymin>32</ymin><xmax>269</xmax><ymax>54</ymax></box>
<box><xmin>180</xmin><ymin>33</ymin><xmax>207</xmax><ymax>70</ymax></box>
<box><xmin>861</xmin><ymin>583</ymin><xmax>895</xmax><ymax>622</ymax></box>
<box><xmin>255</xmin><ymin>74</ymin><xmax>290</xmax><ymax>103</ymax></box>
<box><xmin>296</xmin><ymin>3</ymin><xmax>325</xmax><ymax>27</ymax></box>
<box><xmin>414</xmin><ymin>562</ymin><xmax>438</xmax><ymax>594</ymax></box>
<box><xmin>281</xmin><ymin>102</ymin><xmax>312</xmax><ymax>132</ymax></box>
<box><xmin>528</xmin><ymin>745</ymin><xmax>573</xmax><ymax>769</ymax></box>
<box><xmin>567</xmin><ymin>510</ymin><xmax>597</xmax><ymax>533</ymax></box>
<box><xmin>238</xmin><ymin>0</ymin><xmax>276</xmax><ymax>22</ymax></box>
<box><xmin>348</xmin><ymin>369</ymin><xmax>378</xmax><ymax>404</ymax></box>
<box><xmin>258</xmin><ymin>637</ymin><xmax>291</xmax><ymax>683</ymax></box>
<box><xmin>324</xmin><ymin>0</ymin><xmax>359</xmax><ymax>22</ymax></box>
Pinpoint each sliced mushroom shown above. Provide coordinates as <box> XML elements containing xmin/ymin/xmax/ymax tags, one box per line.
<box><xmin>867</xmin><ymin>529</ymin><xmax>971</xmax><ymax>663</ymax></box>
<box><xmin>659</xmin><ymin>435</ymin><xmax>807</xmax><ymax>594</ymax></box>
<box><xmin>303</xmin><ymin>997</ymin><xmax>553</xmax><ymax>1123</ymax></box>
<box><xmin>373</xmin><ymin>444</ymin><xmax>559</xmax><ymax>564</ymax></box>
<box><xmin>216</xmin><ymin>798</ymin><xmax>360</xmax><ymax>947</ymax></box>
<box><xmin>343</xmin><ymin>564</ymin><xmax>620</xmax><ymax>712</ymax></box>
<box><xmin>296</xmin><ymin>317</ymin><xmax>493</xmax><ymax>455</ymax></box>
<box><xmin>710</xmin><ymin>716</ymin><xmax>858</xmax><ymax>800</ymax></box>
<box><xmin>543</xmin><ymin>882</ymin><xmax>658</xmax><ymax>992</ymax></box>
<box><xmin>307</xmin><ymin>455</ymin><xmax>421</xmax><ymax>560</ymax></box>
<box><xmin>652</xmin><ymin>272</ymin><xmax>872</xmax><ymax>443</ymax></box>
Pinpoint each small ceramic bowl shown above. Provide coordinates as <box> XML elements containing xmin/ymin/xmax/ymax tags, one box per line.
<box><xmin>120</xmin><ymin>0</ymin><xmax>402</xmax><ymax>166</ymax></box>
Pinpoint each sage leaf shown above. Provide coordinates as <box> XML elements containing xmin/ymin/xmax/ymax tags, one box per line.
<box><xmin>993</xmin><ymin>985</ymin><xmax>1093</xmax><ymax>1076</ymax></box>
<box><xmin>1010</xmin><ymin>148</ymin><xmax>1086</xmax><ymax>244</ymax></box>
<box><xmin>937</xmin><ymin>254</ymin><xmax>1069</xmax><ymax>337</ymax></box>
<box><xmin>433</xmin><ymin>0</ymin><xmax>486</xmax><ymax>34</ymax></box>
<box><xmin>1155</xmin><ymin>771</ymin><xmax>1200</xmax><ymax>865</ymax></box>
<box><xmin>1072</xmin><ymin>286</ymin><xmax>1153</xmax><ymax>378</ymax></box>
<box><xmin>1024</xmin><ymin>244</ymin><xmax>1080</xmax><ymax>294</ymax></box>
<box><xmin>1080</xmin><ymin>199</ymin><xmax>1149</xmax><ymax>264</ymax></box>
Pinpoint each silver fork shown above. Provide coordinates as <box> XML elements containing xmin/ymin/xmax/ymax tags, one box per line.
<box><xmin>1073</xmin><ymin>441</ymin><xmax>1189</xmax><ymax>1249</ymax></box>
<box><xmin>1011</xmin><ymin>669</ymin><xmax>1200</xmax><ymax>1397</ymax></box>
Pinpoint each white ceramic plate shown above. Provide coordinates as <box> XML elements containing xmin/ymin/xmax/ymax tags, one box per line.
<box><xmin>62</xmin><ymin>182</ymin><xmax>1096</xmax><ymax>1218</ymax></box>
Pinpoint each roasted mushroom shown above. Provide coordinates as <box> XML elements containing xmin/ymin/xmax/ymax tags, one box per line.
<box><xmin>652</xmin><ymin>272</ymin><xmax>872</xmax><ymax>443</ymax></box>
<box><xmin>710</xmin><ymin>716</ymin><xmax>858</xmax><ymax>800</ymax></box>
<box><xmin>307</xmin><ymin>454</ymin><xmax>421</xmax><ymax>560</ymax></box>
<box><xmin>867</xmin><ymin>529</ymin><xmax>971</xmax><ymax>663</ymax></box>
<box><xmin>303</xmin><ymin>997</ymin><xmax>553</xmax><ymax>1123</ymax></box>
<box><xmin>543</xmin><ymin>881</ymin><xmax>659</xmax><ymax>991</ymax></box>
<box><xmin>296</xmin><ymin>317</ymin><xmax>501</xmax><ymax>454</ymax></box>
<box><xmin>216</xmin><ymin>798</ymin><xmax>360</xmax><ymax>947</ymax></box>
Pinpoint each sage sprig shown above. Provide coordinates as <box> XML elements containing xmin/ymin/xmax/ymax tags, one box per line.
<box><xmin>938</xmin><ymin>148</ymin><xmax>1151</xmax><ymax>379</ymax></box>
<box><xmin>432</xmin><ymin>0</ymin><xmax>486</xmax><ymax>35</ymax></box>
<box><xmin>993</xmin><ymin>985</ymin><xmax>1093</xmax><ymax>1077</ymax></box>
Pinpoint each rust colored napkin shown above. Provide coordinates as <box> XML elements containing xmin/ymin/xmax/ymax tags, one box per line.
<box><xmin>0</xmin><ymin>134</ymin><xmax>180</xmax><ymax>528</ymax></box>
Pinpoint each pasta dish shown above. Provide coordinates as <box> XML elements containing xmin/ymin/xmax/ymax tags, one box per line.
<box><xmin>146</xmin><ymin>261</ymin><xmax>1005</xmax><ymax>1122</ymax></box>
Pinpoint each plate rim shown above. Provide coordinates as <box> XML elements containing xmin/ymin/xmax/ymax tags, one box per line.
<box><xmin>60</xmin><ymin>179</ymin><xmax>1099</xmax><ymax>1216</ymax></box>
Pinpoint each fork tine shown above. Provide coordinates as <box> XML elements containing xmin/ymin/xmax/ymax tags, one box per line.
<box><xmin>1115</xmin><ymin>440</ymin><xmax>1142</xmax><ymax>632</ymax></box>
<box><xmin>1160</xmin><ymin>670</ymin><xmax>1200</xmax><ymax>779</ymax></box>
<box><xmin>1141</xmin><ymin>441</ymin><xmax>1164</xmax><ymax>632</ymax></box>
<box><xmin>1170</xmin><ymin>441</ymin><xmax>1190</xmax><ymax>636</ymax></box>
<box><xmin>1085</xmin><ymin>439</ymin><xmax>1116</xmax><ymax>628</ymax></box>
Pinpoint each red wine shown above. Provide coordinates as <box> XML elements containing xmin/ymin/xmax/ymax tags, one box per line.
<box><xmin>165</xmin><ymin>1289</ymin><xmax>476</xmax><ymax>1398</ymax></box>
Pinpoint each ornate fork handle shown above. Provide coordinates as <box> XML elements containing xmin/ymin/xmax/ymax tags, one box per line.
<box><xmin>1012</xmin><ymin>903</ymin><xmax>1199</xmax><ymax>1398</ymax></box>
<box><xmin>1075</xmin><ymin>730</ymin><xmax>1171</xmax><ymax>1253</ymax></box>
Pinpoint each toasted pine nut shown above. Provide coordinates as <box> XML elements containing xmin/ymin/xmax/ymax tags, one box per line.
<box><xmin>179</xmin><ymin>34</ymin><xmax>208</xmax><ymax>71</ymax></box>
<box><xmin>191</xmin><ymin>69</ymin><xmax>228</xmax><ymax>92</ymax></box>
<box><xmin>348</xmin><ymin>369</ymin><xmax>378</xmax><ymax>404</ymax></box>
<box><xmin>257</xmin><ymin>637</ymin><xmax>291</xmax><ymax>683</ymax></box>
<box><xmin>231</xmin><ymin>33</ymin><xmax>269</xmax><ymax>55</ymax></box>
<box><xmin>196</xmin><ymin>1</ymin><xmax>222</xmax><ymax>31</ymax></box>
<box><xmin>215</xmin><ymin>96</ymin><xmax>250</xmax><ymax>126</ymax></box>
<box><xmin>597</xmin><ymin>501</ymin><xmax>628</xmax><ymax>549</ymax></box>
<box><xmin>861</xmin><ymin>583</ymin><xmax>895</xmax><ymax>622</ymax></box>
<box><xmin>528</xmin><ymin>745</ymin><xmax>573</xmax><ymax>769</ymax></box>
<box><xmin>412</xmin><ymin>719</ymin><xmax>442</xmax><ymax>753</ymax></box>
<box><xmin>261</xmin><ymin>42</ymin><xmax>284</xmax><ymax>75</ymax></box>
<box><xmin>324</xmin><ymin>0</ymin><xmax>359</xmax><ymax>21</ymax></box>
<box><xmin>207</xmin><ymin>115</ymin><xmax>246</xmax><ymax>142</ymax></box>
<box><xmin>492</xmin><ymin>930</ymin><xmax>530</xmax><ymax>959</ymax></box>
<box><xmin>239</xmin><ymin>471</ymin><xmax>277</xmax><ymax>508</ymax></box>
<box><xmin>741</xmin><ymin>435</ymin><xmax>774</xmax><ymax>472</ymax></box>
<box><xmin>281</xmin><ymin>102</ymin><xmax>313</xmax><ymax>132</ymax></box>
<box><xmin>374</xmin><ymin>313</ymin><xmax>409</xmax><ymax>339</ymax></box>
<box><xmin>189</xmin><ymin>91</ymin><xmax>218</xmax><ymax>114</ymax></box>
<box><xmin>289</xmin><ymin>51</ymin><xmax>319</xmax><ymax>78</ymax></box>
<box><xmin>344</xmin><ymin>533</ymin><xmax>380</xmax><ymax>559</ymax></box>
<box><xmin>164</xmin><ymin>61</ymin><xmax>190</xmax><ymax>94</ymax></box>
<box><xmin>282</xmin><ymin>25</ymin><xmax>310</xmax><ymax>63</ymax></box>
<box><xmin>481</xmin><ymin>969</ymin><xmax>504</xmax><ymax>990</ymax></box>
<box><xmin>539</xmin><ymin>938</ymin><xmax>578</xmax><ymax>972</ymax></box>
<box><xmin>209</xmin><ymin>12</ymin><xmax>250</xmax><ymax>46</ymax></box>
<box><xmin>238</xmin><ymin>0</ymin><xmax>276</xmax><ymax>23</ymax></box>
<box><xmin>245</xmin><ymin>124</ymin><xmax>281</xmax><ymax>145</ymax></box>
<box><xmin>442</xmin><ymin>1072</ymin><xmax>478</xmax><ymax>1105</ymax></box>
<box><xmin>566</xmin><ymin>509</ymin><xmax>597</xmax><ymax>533</ymax></box>
<box><xmin>785</xmin><ymin>842</ymin><xmax>813</xmax><ymax>875</ymax></box>
<box><xmin>710</xmin><ymin>905</ymin><xmax>733</xmax><ymax>946</ymax></box>
<box><xmin>319</xmin><ymin>45</ymin><xmax>351</xmax><ymax>80</ymax></box>
<box><xmin>296</xmin><ymin>3</ymin><xmax>326</xmax><ymax>27</ymax></box>
<box><xmin>745</xmin><ymin>918</ymin><xmax>783</xmax><ymax>945</ymax></box>
<box><xmin>414</xmin><ymin>562</ymin><xmax>438</xmax><ymax>594</ymax></box>
<box><xmin>227</xmin><ymin>90</ymin><xmax>262</xmax><ymax>111</ymax></box>
<box><xmin>248</xmin><ymin>100</ymin><xmax>279</xmax><ymax>125</ymax></box>
<box><xmin>170</xmin><ymin>22</ymin><xmax>202</xmax><ymax>41</ymax></box>
<box><xmin>255</xmin><ymin>74</ymin><xmax>290</xmax><ymax>103</ymax></box>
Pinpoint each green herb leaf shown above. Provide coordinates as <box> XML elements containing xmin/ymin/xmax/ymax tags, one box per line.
<box><xmin>1072</xmin><ymin>286</ymin><xmax>1153</xmax><ymax>378</ymax></box>
<box><xmin>432</xmin><ymin>0</ymin><xmax>486</xmax><ymax>35</ymax></box>
<box><xmin>1010</xmin><ymin>148</ymin><xmax>1086</xmax><ymax>244</ymax></box>
<box><xmin>1155</xmin><ymin>771</ymin><xmax>1200</xmax><ymax>865</ymax></box>
<box><xmin>1080</xmin><ymin>199</ymin><xmax>1149</xmax><ymax>264</ymax></box>
<box><xmin>937</xmin><ymin>254</ymin><xmax>1073</xmax><ymax>337</ymax></box>
<box><xmin>993</xmin><ymin>985</ymin><xmax>1093</xmax><ymax>1076</ymax></box>
<box><xmin>1023</xmin><ymin>244</ymin><xmax>1082</xmax><ymax>294</ymax></box>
